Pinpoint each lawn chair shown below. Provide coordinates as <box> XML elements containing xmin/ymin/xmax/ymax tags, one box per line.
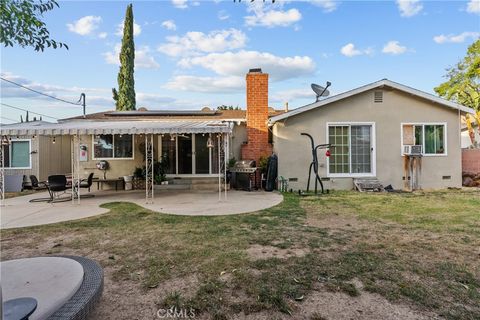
<box><xmin>47</xmin><ymin>175</ymin><xmax>71</xmax><ymax>203</ymax></box>
<box><xmin>30</xmin><ymin>175</ymin><xmax>48</xmax><ymax>191</ymax></box>
<box><xmin>76</xmin><ymin>173</ymin><xmax>95</xmax><ymax>198</ymax></box>
<box><xmin>28</xmin><ymin>175</ymin><xmax>54</xmax><ymax>203</ymax></box>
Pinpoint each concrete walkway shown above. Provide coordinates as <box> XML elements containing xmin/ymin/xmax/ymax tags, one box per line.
<box><xmin>1</xmin><ymin>190</ymin><xmax>283</xmax><ymax>229</ymax></box>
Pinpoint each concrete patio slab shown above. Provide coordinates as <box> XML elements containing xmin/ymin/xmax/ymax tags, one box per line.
<box><xmin>1</xmin><ymin>190</ymin><xmax>283</xmax><ymax>229</ymax></box>
<box><xmin>1</xmin><ymin>257</ymin><xmax>84</xmax><ymax>320</ymax></box>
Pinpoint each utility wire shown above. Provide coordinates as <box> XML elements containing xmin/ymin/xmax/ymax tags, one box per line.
<box><xmin>1</xmin><ymin>116</ymin><xmax>19</xmax><ymax>123</ymax></box>
<box><xmin>1</xmin><ymin>77</ymin><xmax>81</xmax><ymax>106</ymax></box>
<box><xmin>1</xmin><ymin>103</ymin><xmax>59</xmax><ymax>120</ymax></box>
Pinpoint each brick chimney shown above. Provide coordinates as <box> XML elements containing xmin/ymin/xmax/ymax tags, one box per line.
<box><xmin>241</xmin><ymin>68</ymin><xmax>272</xmax><ymax>163</ymax></box>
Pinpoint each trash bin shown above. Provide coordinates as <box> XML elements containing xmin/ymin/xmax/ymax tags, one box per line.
<box><xmin>124</xmin><ymin>175</ymin><xmax>133</xmax><ymax>190</ymax></box>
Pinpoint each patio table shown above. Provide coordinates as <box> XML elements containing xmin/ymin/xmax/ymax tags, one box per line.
<box><xmin>94</xmin><ymin>178</ymin><xmax>125</xmax><ymax>191</ymax></box>
<box><xmin>3</xmin><ymin>297</ymin><xmax>38</xmax><ymax>320</ymax></box>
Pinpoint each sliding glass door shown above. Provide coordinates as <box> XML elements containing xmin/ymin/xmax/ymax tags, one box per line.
<box><xmin>177</xmin><ymin>134</ymin><xmax>192</xmax><ymax>174</ymax></box>
<box><xmin>160</xmin><ymin>134</ymin><xmax>216</xmax><ymax>175</ymax></box>
<box><xmin>195</xmin><ymin>134</ymin><xmax>210</xmax><ymax>174</ymax></box>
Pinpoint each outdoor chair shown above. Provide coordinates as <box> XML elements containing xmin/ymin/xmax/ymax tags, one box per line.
<box><xmin>28</xmin><ymin>175</ymin><xmax>55</xmax><ymax>203</ymax></box>
<box><xmin>76</xmin><ymin>173</ymin><xmax>95</xmax><ymax>198</ymax></box>
<box><xmin>30</xmin><ymin>175</ymin><xmax>48</xmax><ymax>191</ymax></box>
<box><xmin>47</xmin><ymin>175</ymin><xmax>71</xmax><ymax>203</ymax></box>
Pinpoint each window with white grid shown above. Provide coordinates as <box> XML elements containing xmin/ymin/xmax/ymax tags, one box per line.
<box><xmin>328</xmin><ymin>124</ymin><xmax>373</xmax><ymax>176</ymax></box>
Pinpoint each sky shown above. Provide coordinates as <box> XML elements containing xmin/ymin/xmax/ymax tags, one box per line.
<box><xmin>1</xmin><ymin>0</ymin><xmax>479</xmax><ymax>123</ymax></box>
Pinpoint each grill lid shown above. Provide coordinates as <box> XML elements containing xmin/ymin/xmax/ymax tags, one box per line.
<box><xmin>233</xmin><ymin>160</ymin><xmax>256</xmax><ymax>169</ymax></box>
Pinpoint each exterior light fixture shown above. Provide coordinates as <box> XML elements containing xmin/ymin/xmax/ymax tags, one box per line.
<box><xmin>52</xmin><ymin>136</ymin><xmax>56</xmax><ymax>144</ymax></box>
<box><xmin>207</xmin><ymin>135</ymin><xmax>214</xmax><ymax>148</ymax></box>
<box><xmin>1</xmin><ymin>136</ymin><xmax>10</xmax><ymax>146</ymax></box>
<box><xmin>171</xmin><ymin>134</ymin><xmax>176</xmax><ymax>141</ymax></box>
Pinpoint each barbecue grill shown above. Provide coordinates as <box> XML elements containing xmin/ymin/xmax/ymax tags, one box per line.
<box><xmin>230</xmin><ymin>160</ymin><xmax>258</xmax><ymax>191</ymax></box>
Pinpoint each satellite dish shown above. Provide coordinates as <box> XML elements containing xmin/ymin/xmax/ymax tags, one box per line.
<box><xmin>311</xmin><ymin>82</ymin><xmax>331</xmax><ymax>102</ymax></box>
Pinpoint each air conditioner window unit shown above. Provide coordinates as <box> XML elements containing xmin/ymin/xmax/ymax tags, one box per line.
<box><xmin>403</xmin><ymin>145</ymin><xmax>423</xmax><ymax>155</ymax></box>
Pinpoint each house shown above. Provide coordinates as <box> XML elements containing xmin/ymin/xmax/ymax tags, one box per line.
<box><xmin>269</xmin><ymin>79</ymin><xmax>474</xmax><ymax>190</ymax></box>
<box><xmin>0</xmin><ymin>70</ymin><xmax>280</xmax><ymax>196</ymax></box>
<box><xmin>1</xmin><ymin>70</ymin><xmax>474</xmax><ymax>193</ymax></box>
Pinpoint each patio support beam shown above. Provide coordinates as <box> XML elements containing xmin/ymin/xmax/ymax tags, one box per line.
<box><xmin>224</xmin><ymin>133</ymin><xmax>228</xmax><ymax>200</ymax></box>
<box><xmin>71</xmin><ymin>135</ymin><xmax>80</xmax><ymax>204</ymax></box>
<box><xmin>145</xmin><ymin>134</ymin><xmax>154</xmax><ymax>204</ymax></box>
<box><xmin>218</xmin><ymin>134</ymin><xmax>221</xmax><ymax>201</ymax></box>
<box><xmin>0</xmin><ymin>136</ymin><xmax>5</xmax><ymax>206</ymax></box>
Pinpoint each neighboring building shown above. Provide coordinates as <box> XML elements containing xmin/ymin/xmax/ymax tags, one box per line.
<box><xmin>269</xmin><ymin>79</ymin><xmax>474</xmax><ymax>190</ymax></box>
<box><xmin>1</xmin><ymin>71</ymin><xmax>474</xmax><ymax>191</ymax></box>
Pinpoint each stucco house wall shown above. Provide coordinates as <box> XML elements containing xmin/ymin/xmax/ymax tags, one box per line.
<box><xmin>273</xmin><ymin>88</ymin><xmax>463</xmax><ymax>190</ymax></box>
<box><xmin>231</xmin><ymin>122</ymin><xmax>247</xmax><ymax>161</ymax></box>
<box><xmin>4</xmin><ymin>135</ymin><xmax>71</xmax><ymax>181</ymax></box>
<box><xmin>76</xmin><ymin>134</ymin><xmax>150</xmax><ymax>179</ymax></box>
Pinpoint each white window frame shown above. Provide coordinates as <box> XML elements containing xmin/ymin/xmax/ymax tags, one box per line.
<box><xmin>91</xmin><ymin>134</ymin><xmax>135</xmax><ymax>160</ymax></box>
<box><xmin>3</xmin><ymin>138</ymin><xmax>32</xmax><ymax>169</ymax></box>
<box><xmin>400</xmin><ymin>123</ymin><xmax>448</xmax><ymax>157</ymax></box>
<box><xmin>326</xmin><ymin>122</ymin><xmax>376</xmax><ymax>178</ymax></box>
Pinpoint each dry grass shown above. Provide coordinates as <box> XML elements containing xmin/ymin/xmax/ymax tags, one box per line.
<box><xmin>1</xmin><ymin>189</ymin><xmax>479</xmax><ymax>320</ymax></box>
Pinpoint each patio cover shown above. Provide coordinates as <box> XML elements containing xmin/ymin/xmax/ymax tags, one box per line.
<box><xmin>0</xmin><ymin>120</ymin><xmax>233</xmax><ymax>136</ymax></box>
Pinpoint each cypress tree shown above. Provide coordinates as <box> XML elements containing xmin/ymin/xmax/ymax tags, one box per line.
<box><xmin>113</xmin><ymin>3</ymin><xmax>136</xmax><ymax>111</ymax></box>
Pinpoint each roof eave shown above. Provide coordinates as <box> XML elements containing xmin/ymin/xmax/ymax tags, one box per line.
<box><xmin>268</xmin><ymin>79</ymin><xmax>475</xmax><ymax>125</ymax></box>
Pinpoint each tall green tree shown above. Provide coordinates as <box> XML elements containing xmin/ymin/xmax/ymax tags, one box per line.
<box><xmin>0</xmin><ymin>0</ymin><xmax>68</xmax><ymax>51</ymax></box>
<box><xmin>434</xmin><ymin>39</ymin><xmax>480</xmax><ymax>112</ymax></box>
<box><xmin>113</xmin><ymin>3</ymin><xmax>136</xmax><ymax>111</ymax></box>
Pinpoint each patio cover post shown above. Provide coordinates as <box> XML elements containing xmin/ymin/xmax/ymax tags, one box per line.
<box><xmin>218</xmin><ymin>134</ymin><xmax>221</xmax><ymax>201</ymax></box>
<box><xmin>71</xmin><ymin>135</ymin><xmax>80</xmax><ymax>204</ymax></box>
<box><xmin>224</xmin><ymin>133</ymin><xmax>228</xmax><ymax>200</ymax></box>
<box><xmin>145</xmin><ymin>134</ymin><xmax>154</xmax><ymax>204</ymax></box>
<box><xmin>0</xmin><ymin>136</ymin><xmax>5</xmax><ymax>207</ymax></box>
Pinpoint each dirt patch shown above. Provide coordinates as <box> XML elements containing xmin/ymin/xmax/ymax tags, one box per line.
<box><xmin>90</xmin><ymin>268</ymin><xmax>199</xmax><ymax>320</ymax></box>
<box><xmin>302</xmin><ymin>202</ymin><xmax>367</xmax><ymax>231</ymax></box>
<box><xmin>247</xmin><ymin>244</ymin><xmax>308</xmax><ymax>261</ymax></box>
<box><xmin>295</xmin><ymin>289</ymin><xmax>436</xmax><ymax>320</ymax></box>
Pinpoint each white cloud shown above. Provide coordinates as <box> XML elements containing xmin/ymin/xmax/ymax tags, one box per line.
<box><xmin>382</xmin><ymin>41</ymin><xmax>408</xmax><ymax>55</ymax></box>
<box><xmin>310</xmin><ymin>0</ymin><xmax>339</xmax><ymax>12</ymax></box>
<box><xmin>270</xmin><ymin>88</ymin><xmax>314</xmax><ymax>103</ymax></box>
<box><xmin>161</xmin><ymin>20</ymin><xmax>177</xmax><ymax>31</ymax></box>
<box><xmin>178</xmin><ymin>50</ymin><xmax>315</xmax><ymax>81</ymax></box>
<box><xmin>245</xmin><ymin>4</ymin><xmax>302</xmax><ymax>28</ymax></box>
<box><xmin>115</xmin><ymin>21</ymin><xmax>142</xmax><ymax>37</ymax></box>
<box><xmin>172</xmin><ymin>0</ymin><xmax>188</xmax><ymax>9</ymax></box>
<box><xmin>104</xmin><ymin>44</ymin><xmax>160</xmax><ymax>69</ymax></box>
<box><xmin>164</xmin><ymin>75</ymin><xmax>244</xmax><ymax>93</ymax></box>
<box><xmin>433</xmin><ymin>31</ymin><xmax>480</xmax><ymax>44</ymax></box>
<box><xmin>157</xmin><ymin>28</ymin><xmax>247</xmax><ymax>57</ymax></box>
<box><xmin>98</xmin><ymin>32</ymin><xmax>108</xmax><ymax>39</ymax></box>
<box><xmin>67</xmin><ymin>16</ymin><xmax>102</xmax><ymax>36</ymax></box>
<box><xmin>340</xmin><ymin>43</ymin><xmax>373</xmax><ymax>57</ymax></box>
<box><xmin>218</xmin><ymin>10</ymin><xmax>230</xmax><ymax>20</ymax></box>
<box><xmin>0</xmin><ymin>72</ymin><xmax>204</xmax><ymax>113</ymax></box>
<box><xmin>396</xmin><ymin>0</ymin><xmax>423</xmax><ymax>17</ymax></box>
<box><xmin>467</xmin><ymin>0</ymin><xmax>480</xmax><ymax>14</ymax></box>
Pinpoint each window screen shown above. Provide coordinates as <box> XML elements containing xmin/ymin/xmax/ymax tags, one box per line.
<box><xmin>329</xmin><ymin>125</ymin><xmax>372</xmax><ymax>175</ymax></box>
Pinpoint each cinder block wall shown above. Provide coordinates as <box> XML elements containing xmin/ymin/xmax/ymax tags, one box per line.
<box><xmin>462</xmin><ymin>149</ymin><xmax>480</xmax><ymax>173</ymax></box>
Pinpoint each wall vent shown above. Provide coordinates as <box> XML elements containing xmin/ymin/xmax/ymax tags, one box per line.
<box><xmin>374</xmin><ymin>91</ymin><xmax>383</xmax><ymax>103</ymax></box>
<box><xmin>442</xmin><ymin>176</ymin><xmax>451</xmax><ymax>180</ymax></box>
<box><xmin>288</xmin><ymin>177</ymin><xmax>298</xmax><ymax>182</ymax></box>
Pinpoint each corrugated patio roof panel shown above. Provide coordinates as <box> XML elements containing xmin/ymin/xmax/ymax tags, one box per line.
<box><xmin>0</xmin><ymin>120</ymin><xmax>234</xmax><ymax>135</ymax></box>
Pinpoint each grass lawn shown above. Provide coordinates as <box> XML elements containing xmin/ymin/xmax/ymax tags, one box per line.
<box><xmin>1</xmin><ymin>190</ymin><xmax>479</xmax><ymax>319</ymax></box>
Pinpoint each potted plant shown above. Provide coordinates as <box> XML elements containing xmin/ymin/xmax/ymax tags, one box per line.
<box><xmin>226</xmin><ymin>157</ymin><xmax>236</xmax><ymax>184</ymax></box>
